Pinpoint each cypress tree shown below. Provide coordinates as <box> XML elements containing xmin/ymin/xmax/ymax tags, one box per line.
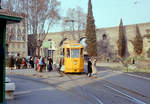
<box><xmin>117</xmin><ymin>19</ymin><xmax>127</xmax><ymax>58</ymax></box>
<box><xmin>85</xmin><ymin>0</ymin><xmax>97</xmax><ymax>56</ymax></box>
<box><xmin>133</xmin><ymin>24</ymin><xmax>143</xmax><ymax>55</ymax></box>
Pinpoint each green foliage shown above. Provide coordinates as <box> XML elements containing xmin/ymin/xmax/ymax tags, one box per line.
<box><xmin>85</xmin><ymin>0</ymin><xmax>97</xmax><ymax>56</ymax></box>
<box><xmin>133</xmin><ymin>25</ymin><xmax>143</xmax><ymax>55</ymax></box>
<box><xmin>117</xmin><ymin>19</ymin><xmax>127</xmax><ymax>58</ymax></box>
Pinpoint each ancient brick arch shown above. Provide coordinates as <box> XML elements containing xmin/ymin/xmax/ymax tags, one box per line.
<box><xmin>78</xmin><ymin>37</ymin><xmax>86</xmax><ymax>43</ymax></box>
<box><xmin>59</xmin><ymin>38</ymin><xmax>69</xmax><ymax>46</ymax></box>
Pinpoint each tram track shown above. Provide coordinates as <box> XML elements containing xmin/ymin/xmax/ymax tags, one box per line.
<box><xmin>8</xmin><ymin>74</ymin><xmax>103</xmax><ymax>104</ymax></box>
<box><xmin>90</xmin><ymin>76</ymin><xmax>148</xmax><ymax>104</ymax></box>
<box><xmin>101</xmin><ymin>79</ymin><xmax>149</xmax><ymax>98</ymax></box>
<box><xmin>104</xmin><ymin>85</ymin><xmax>146</xmax><ymax>104</ymax></box>
<box><xmin>96</xmin><ymin>67</ymin><xmax>150</xmax><ymax>99</ymax></box>
<box><xmin>65</xmin><ymin>74</ymin><xmax>104</xmax><ymax>104</ymax></box>
<box><xmin>8</xmin><ymin>72</ymin><xmax>148</xmax><ymax>104</ymax></box>
<box><xmin>65</xmin><ymin>73</ymin><xmax>148</xmax><ymax>104</ymax></box>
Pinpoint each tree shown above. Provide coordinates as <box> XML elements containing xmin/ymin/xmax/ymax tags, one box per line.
<box><xmin>117</xmin><ymin>19</ymin><xmax>127</xmax><ymax>58</ymax></box>
<box><xmin>26</xmin><ymin>0</ymin><xmax>61</xmax><ymax>56</ymax></box>
<box><xmin>133</xmin><ymin>24</ymin><xmax>143</xmax><ymax>55</ymax></box>
<box><xmin>85</xmin><ymin>0</ymin><xmax>97</xmax><ymax>56</ymax></box>
<box><xmin>62</xmin><ymin>6</ymin><xmax>86</xmax><ymax>40</ymax></box>
<box><xmin>2</xmin><ymin>0</ymin><xmax>27</xmax><ymax>57</ymax></box>
<box><xmin>3</xmin><ymin>0</ymin><xmax>61</xmax><ymax>56</ymax></box>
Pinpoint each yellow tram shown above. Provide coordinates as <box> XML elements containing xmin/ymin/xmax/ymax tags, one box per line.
<box><xmin>60</xmin><ymin>41</ymin><xmax>84</xmax><ymax>73</ymax></box>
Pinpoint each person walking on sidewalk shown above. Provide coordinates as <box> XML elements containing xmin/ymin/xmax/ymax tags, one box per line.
<box><xmin>47</xmin><ymin>56</ymin><xmax>53</xmax><ymax>72</ymax></box>
<box><xmin>92</xmin><ymin>57</ymin><xmax>97</xmax><ymax>78</ymax></box>
<box><xmin>22</xmin><ymin>57</ymin><xmax>27</xmax><ymax>69</ymax></box>
<box><xmin>37</xmin><ymin>57</ymin><xmax>40</xmax><ymax>72</ymax></box>
<box><xmin>29</xmin><ymin>57</ymin><xmax>34</xmax><ymax>68</ymax></box>
<box><xmin>16</xmin><ymin>53</ymin><xmax>21</xmax><ymax>69</ymax></box>
<box><xmin>34</xmin><ymin>55</ymin><xmax>37</xmax><ymax>71</ymax></box>
<box><xmin>39</xmin><ymin>57</ymin><xmax>44</xmax><ymax>72</ymax></box>
<box><xmin>87</xmin><ymin>58</ymin><xmax>92</xmax><ymax>77</ymax></box>
<box><xmin>9</xmin><ymin>56</ymin><xmax>15</xmax><ymax>70</ymax></box>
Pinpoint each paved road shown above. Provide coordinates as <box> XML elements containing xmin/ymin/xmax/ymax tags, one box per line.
<box><xmin>6</xmin><ymin>66</ymin><xmax>150</xmax><ymax>104</ymax></box>
<box><xmin>6</xmin><ymin>75</ymin><xmax>89</xmax><ymax>104</ymax></box>
<box><xmin>96</xmin><ymin>66</ymin><xmax>150</xmax><ymax>97</ymax></box>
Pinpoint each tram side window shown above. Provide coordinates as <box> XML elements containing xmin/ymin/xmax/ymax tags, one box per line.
<box><xmin>80</xmin><ymin>48</ymin><xmax>84</xmax><ymax>57</ymax></box>
<box><xmin>63</xmin><ymin>48</ymin><xmax>64</xmax><ymax>56</ymax></box>
<box><xmin>67</xmin><ymin>48</ymin><xmax>70</xmax><ymax>57</ymax></box>
<box><xmin>60</xmin><ymin>48</ymin><xmax>64</xmax><ymax>56</ymax></box>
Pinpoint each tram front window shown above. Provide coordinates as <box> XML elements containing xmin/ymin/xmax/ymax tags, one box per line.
<box><xmin>71</xmin><ymin>49</ymin><xmax>79</xmax><ymax>58</ymax></box>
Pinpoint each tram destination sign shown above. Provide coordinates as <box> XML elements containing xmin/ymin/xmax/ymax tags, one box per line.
<box><xmin>71</xmin><ymin>45</ymin><xmax>81</xmax><ymax>48</ymax></box>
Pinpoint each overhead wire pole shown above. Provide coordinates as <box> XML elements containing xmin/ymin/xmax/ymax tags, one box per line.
<box><xmin>65</xmin><ymin>19</ymin><xmax>76</xmax><ymax>40</ymax></box>
<box><xmin>72</xmin><ymin>20</ymin><xmax>75</xmax><ymax>40</ymax></box>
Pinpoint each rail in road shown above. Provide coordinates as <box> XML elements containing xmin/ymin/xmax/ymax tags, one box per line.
<box><xmin>96</xmin><ymin>69</ymin><xmax>150</xmax><ymax>98</ymax></box>
<box><xmin>66</xmin><ymin>74</ymin><xmax>104</xmax><ymax>104</ymax></box>
<box><xmin>8</xmin><ymin>70</ymin><xmax>149</xmax><ymax>104</ymax></box>
<box><xmin>65</xmin><ymin>74</ymin><xmax>148</xmax><ymax>104</ymax></box>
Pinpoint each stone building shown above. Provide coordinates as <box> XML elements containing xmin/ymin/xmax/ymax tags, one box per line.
<box><xmin>6</xmin><ymin>16</ymin><xmax>28</xmax><ymax>57</ymax></box>
<box><xmin>28</xmin><ymin>22</ymin><xmax>150</xmax><ymax>62</ymax></box>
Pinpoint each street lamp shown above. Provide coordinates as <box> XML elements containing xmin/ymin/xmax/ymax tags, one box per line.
<box><xmin>65</xmin><ymin>19</ymin><xmax>75</xmax><ymax>40</ymax></box>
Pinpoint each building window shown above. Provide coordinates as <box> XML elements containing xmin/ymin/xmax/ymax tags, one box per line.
<box><xmin>43</xmin><ymin>48</ymin><xmax>48</xmax><ymax>57</ymax></box>
<box><xmin>50</xmin><ymin>41</ymin><xmax>52</xmax><ymax>49</ymax></box>
<box><xmin>48</xmin><ymin>39</ymin><xmax>52</xmax><ymax>49</ymax></box>
<box><xmin>146</xmin><ymin>29</ymin><xmax>150</xmax><ymax>33</ymax></box>
<box><xmin>67</xmin><ymin>48</ymin><xmax>70</xmax><ymax>57</ymax></box>
<box><xmin>11</xmin><ymin>35</ymin><xmax>16</xmax><ymax>40</ymax></box>
<box><xmin>102</xmin><ymin>34</ymin><xmax>107</xmax><ymax>40</ymax></box>
<box><xmin>17</xmin><ymin>35</ymin><xmax>22</xmax><ymax>41</ymax></box>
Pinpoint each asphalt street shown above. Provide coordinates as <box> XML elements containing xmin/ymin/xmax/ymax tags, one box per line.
<box><xmin>6</xmin><ymin>66</ymin><xmax>150</xmax><ymax>104</ymax></box>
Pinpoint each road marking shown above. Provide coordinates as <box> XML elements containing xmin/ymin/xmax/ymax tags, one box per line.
<box><xmin>15</xmin><ymin>90</ymin><xmax>32</xmax><ymax>95</ymax></box>
<box><xmin>104</xmin><ymin>85</ymin><xmax>146</xmax><ymax>104</ymax></box>
<box><xmin>89</xmin><ymin>94</ymin><xmax>104</xmax><ymax>104</ymax></box>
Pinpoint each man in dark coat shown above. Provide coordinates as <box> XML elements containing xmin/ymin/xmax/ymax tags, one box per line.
<box><xmin>47</xmin><ymin>56</ymin><xmax>53</xmax><ymax>71</ymax></box>
<box><xmin>16</xmin><ymin>53</ymin><xmax>21</xmax><ymax>69</ymax></box>
<box><xmin>9</xmin><ymin>56</ymin><xmax>15</xmax><ymax>70</ymax></box>
<box><xmin>87</xmin><ymin>58</ymin><xmax>92</xmax><ymax>77</ymax></box>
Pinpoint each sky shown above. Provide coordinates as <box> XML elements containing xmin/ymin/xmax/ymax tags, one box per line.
<box><xmin>51</xmin><ymin>0</ymin><xmax>150</xmax><ymax>32</ymax></box>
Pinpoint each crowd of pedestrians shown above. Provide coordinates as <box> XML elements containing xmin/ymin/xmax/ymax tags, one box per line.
<box><xmin>8</xmin><ymin>53</ymin><xmax>54</xmax><ymax>73</ymax></box>
<box><xmin>9</xmin><ymin>53</ymin><xmax>97</xmax><ymax>78</ymax></box>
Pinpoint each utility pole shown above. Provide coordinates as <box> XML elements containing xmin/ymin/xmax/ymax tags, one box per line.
<box><xmin>65</xmin><ymin>19</ymin><xmax>75</xmax><ymax>40</ymax></box>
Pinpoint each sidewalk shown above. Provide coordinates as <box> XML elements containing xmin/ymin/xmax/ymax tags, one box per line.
<box><xmin>6</xmin><ymin>68</ymin><xmax>63</xmax><ymax>79</ymax></box>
